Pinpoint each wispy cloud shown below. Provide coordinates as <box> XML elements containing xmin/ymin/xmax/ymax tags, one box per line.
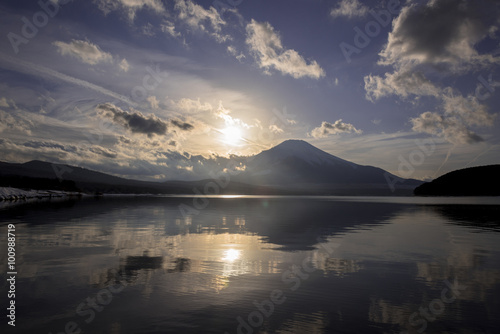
<box><xmin>147</xmin><ymin>95</ymin><xmax>159</xmax><ymax>109</ymax></box>
<box><xmin>365</xmin><ymin>70</ymin><xmax>440</xmax><ymax>101</ymax></box>
<box><xmin>0</xmin><ymin>97</ymin><xmax>12</xmax><ymax>108</ymax></box>
<box><xmin>141</xmin><ymin>22</ymin><xmax>155</xmax><ymax>36</ymax></box>
<box><xmin>0</xmin><ymin>109</ymin><xmax>33</xmax><ymax>135</ymax></box>
<box><xmin>161</xmin><ymin>20</ymin><xmax>181</xmax><ymax>38</ymax></box>
<box><xmin>245</xmin><ymin>19</ymin><xmax>325</xmax><ymax>79</ymax></box>
<box><xmin>119</xmin><ymin>58</ymin><xmax>130</xmax><ymax>72</ymax></box>
<box><xmin>269</xmin><ymin>124</ymin><xmax>284</xmax><ymax>134</ymax></box>
<box><xmin>0</xmin><ymin>53</ymin><xmax>134</xmax><ymax>106</ymax></box>
<box><xmin>93</xmin><ymin>0</ymin><xmax>231</xmax><ymax>42</ymax></box>
<box><xmin>411</xmin><ymin>90</ymin><xmax>496</xmax><ymax>144</ymax></box>
<box><xmin>330</xmin><ymin>0</ymin><xmax>369</xmax><ymax>19</ymax></box>
<box><xmin>227</xmin><ymin>45</ymin><xmax>246</xmax><ymax>62</ymax></box>
<box><xmin>53</xmin><ymin>39</ymin><xmax>113</xmax><ymax>65</ymax></box>
<box><xmin>310</xmin><ymin>120</ymin><xmax>362</xmax><ymax>138</ymax></box>
<box><xmin>174</xmin><ymin>0</ymin><xmax>229</xmax><ymax>42</ymax></box>
<box><xmin>94</xmin><ymin>0</ymin><xmax>166</xmax><ymax>20</ymax></box>
<box><xmin>175</xmin><ymin>0</ymin><xmax>224</xmax><ymax>31</ymax></box>
<box><xmin>214</xmin><ymin>101</ymin><xmax>250</xmax><ymax>129</ymax></box>
<box><xmin>174</xmin><ymin>98</ymin><xmax>213</xmax><ymax>113</ymax></box>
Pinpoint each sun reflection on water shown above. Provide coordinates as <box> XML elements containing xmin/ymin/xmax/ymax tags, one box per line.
<box><xmin>222</xmin><ymin>248</ymin><xmax>241</xmax><ymax>262</ymax></box>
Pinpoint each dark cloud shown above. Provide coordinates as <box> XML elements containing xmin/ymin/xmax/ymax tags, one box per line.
<box><xmin>170</xmin><ymin>119</ymin><xmax>194</xmax><ymax>131</ymax></box>
<box><xmin>19</xmin><ymin>140</ymin><xmax>118</xmax><ymax>160</ymax></box>
<box><xmin>118</xmin><ymin>135</ymin><xmax>131</xmax><ymax>144</ymax></box>
<box><xmin>96</xmin><ymin>103</ymin><xmax>194</xmax><ymax>137</ymax></box>
<box><xmin>380</xmin><ymin>0</ymin><xmax>499</xmax><ymax>69</ymax></box>
<box><xmin>89</xmin><ymin>146</ymin><xmax>118</xmax><ymax>159</ymax></box>
<box><xmin>23</xmin><ymin>140</ymin><xmax>77</xmax><ymax>152</ymax></box>
<box><xmin>97</xmin><ymin>103</ymin><xmax>167</xmax><ymax>137</ymax></box>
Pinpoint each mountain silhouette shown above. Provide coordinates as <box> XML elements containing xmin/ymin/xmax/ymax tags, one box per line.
<box><xmin>235</xmin><ymin>139</ymin><xmax>422</xmax><ymax>194</ymax></box>
<box><xmin>414</xmin><ymin>165</ymin><xmax>500</xmax><ymax>196</ymax></box>
<box><xmin>1</xmin><ymin>140</ymin><xmax>423</xmax><ymax>195</ymax></box>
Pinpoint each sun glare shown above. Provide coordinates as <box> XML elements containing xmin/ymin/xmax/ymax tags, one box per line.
<box><xmin>221</xmin><ymin>126</ymin><xmax>242</xmax><ymax>145</ymax></box>
<box><xmin>222</xmin><ymin>248</ymin><xmax>241</xmax><ymax>262</ymax></box>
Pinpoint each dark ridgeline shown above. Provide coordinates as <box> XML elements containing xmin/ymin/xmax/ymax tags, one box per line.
<box><xmin>0</xmin><ymin>140</ymin><xmax>424</xmax><ymax>196</ymax></box>
<box><xmin>414</xmin><ymin>165</ymin><xmax>500</xmax><ymax>196</ymax></box>
<box><xmin>0</xmin><ymin>174</ymin><xmax>80</xmax><ymax>192</ymax></box>
<box><xmin>0</xmin><ymin>159</ymin><xmax>276</xmax><ymax>195</ymax></box>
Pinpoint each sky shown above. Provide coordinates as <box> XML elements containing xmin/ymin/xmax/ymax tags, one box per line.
<box><xmin>0</xmin><ymin>0</ymin><xmax>499</xmax><ymax>182</ymax></box>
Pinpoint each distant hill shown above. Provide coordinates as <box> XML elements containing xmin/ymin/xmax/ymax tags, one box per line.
<box><xmin>0</xmin><ymin>160</ymin><xmax>289</xmax><ymax>195</ymax></box>
<box><xmin>0</xmin><ymin>140</ymin><xmax>424</xmax><ymax>195</ymax></box>
<box><xmin>0</xmin><ymin>160</ymin><xmax>273</xmax><ymax>195</ymax></box>
<box><xmin>0</xmin><ymin>160</ymin><xmax>164</xmax><ymax>194</ymax></box>
<box><xmin>414</xmin><ymin>165</ymin><xmax>500</xmax><ymax>196</ymax></box>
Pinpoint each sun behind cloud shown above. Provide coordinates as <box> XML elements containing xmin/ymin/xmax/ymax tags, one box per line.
<box><xmin>221</xmin><ymin>126</ymin><xmax>243</xmax><ymax>146</ymax></box>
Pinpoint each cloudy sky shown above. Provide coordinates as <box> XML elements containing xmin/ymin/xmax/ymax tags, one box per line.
<box><xmin>0</xmin><ymin>0</ymin><xmax>499</xmax><ymax>181</ymax></box>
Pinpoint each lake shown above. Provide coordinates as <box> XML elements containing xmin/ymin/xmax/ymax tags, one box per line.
<box><xmin>1</xmin><ymin>196</ymin><xmax>499</xmax><ymax>334</ymax></box>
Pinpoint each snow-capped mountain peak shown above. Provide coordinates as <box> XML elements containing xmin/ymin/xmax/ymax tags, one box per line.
<box><xmin>235</xmin><ymin>139</ymin><xmax>422</xmax><ymax>191</ymax></box>
<box><xmin>252</xmin><ymin>139</ymin><xmax>355</xmax><ymax>167</ymax></box>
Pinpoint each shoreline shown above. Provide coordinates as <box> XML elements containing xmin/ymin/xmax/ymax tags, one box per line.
<box><xmin>0</xmin><ymin>186</ymin><xmax>83</xmax><ymax>201</ymax></box>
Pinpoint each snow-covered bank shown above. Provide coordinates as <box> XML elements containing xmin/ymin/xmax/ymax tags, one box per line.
<box><xmin>0</xmin><ymin>187</ymin><xmax>82</xmax><ymax>201</ymax></box>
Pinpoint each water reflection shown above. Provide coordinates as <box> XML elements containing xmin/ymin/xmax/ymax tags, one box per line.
<box><xmin>222</xmin><ymin>249</ymin><xmax>241</xmax><ymax>262</ymax></box>
<box><xmin>0</xmin><ymin>196</ymin><xmax>499</xmax><ymax>334</ymax></box>
<box><xmin>321</xmin><ymin>258</ymin><xmax>363</xmax><ymax>277</ymax></box>
<box><xmin>433</xmin><ymin>204</ymin><xmax>500</xmax><ymax>232</ymax></box>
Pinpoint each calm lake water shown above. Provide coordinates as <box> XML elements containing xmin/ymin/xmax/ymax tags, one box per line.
<box><xmin>1</xmin><ymin>196</ymin><xmax>499</xmax><ymax>334</ymax></box>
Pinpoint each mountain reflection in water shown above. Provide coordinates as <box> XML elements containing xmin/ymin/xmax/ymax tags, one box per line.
<box><xmin>1</xmin><ymin>196</ymin><xmax>499</xmax><ymax>334</ymax></box>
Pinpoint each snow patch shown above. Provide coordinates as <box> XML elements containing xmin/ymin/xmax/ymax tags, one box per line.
<box><xmin>0</xmin><ymin>187</ymin><xmax>80</xmax><ymax>201</ymax></box>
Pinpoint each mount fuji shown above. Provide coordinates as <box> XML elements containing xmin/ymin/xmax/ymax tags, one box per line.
<box><xmin>0</xmin><ymin>139</ymin><xmax>423</xmax><ymax>196</ymax></box>
<box><xmin>233</xmin><ymin>140</ymin><xmax>422</xmax><ymax>195</ymax></box>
